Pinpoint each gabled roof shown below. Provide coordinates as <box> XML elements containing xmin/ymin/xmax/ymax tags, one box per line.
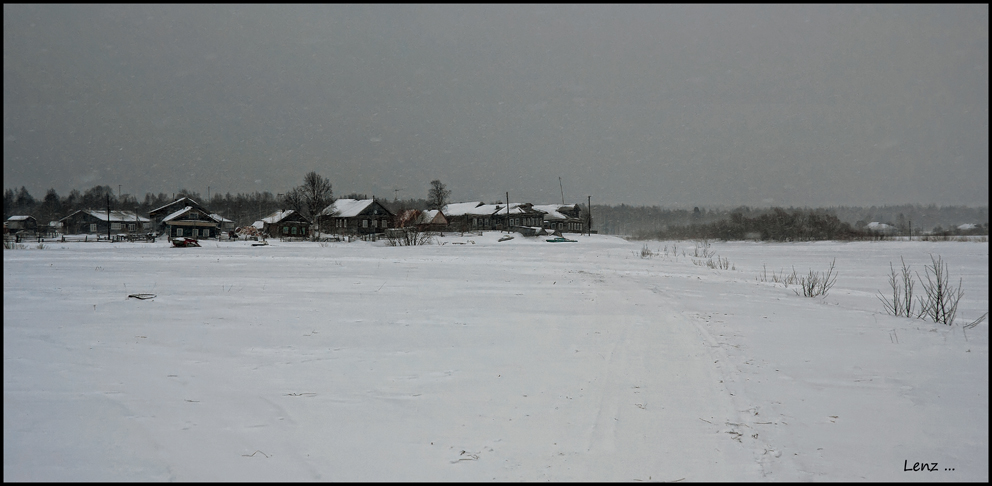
<box><xmin>321</xmin><ymin>199</ymin><xmax>392</xmax><ymax>218</ymax></box>
<box><xmin>532</xmin><ymin>204</ymin><xmax>579</xmax><ymax>220</ymax></box>
<box><xmin>209</xmin><ymin>213</ymin><xmax>233</xmax><ymax>223</ymax></box>
<box><xmin>471</xmin><ymin>204</ymin><xmax>505</xmax><ymax>216</ymax></box>
<box><xmin>261</xmin><ymin>209</ymin><xmax>303</xmax><ymax>224</ymax></box>
<box><xmin>150</xmin><ymin>197</ymin><xmax>204</xmax><ymax>214</ymax></box>
<box><xmin>441</xmin><ymin>202</ymin><xmax>485</xmax><ymax>217</ymax></box>
<box><xmin>60</xmin><ymin>210</ymin><xmax>150</xmax><ymax>223</ymax></box>
<box><xmin>6</xmin><ymin>215</ymin><xmax>35</xmax><ymax>221</ymax></box>
<box><xmin>399</xmin><ymin>209</ymin><xmax>447</xmax><ymax>226</ymax></box>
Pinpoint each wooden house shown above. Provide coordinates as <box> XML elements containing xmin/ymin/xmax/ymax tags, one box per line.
<box><xmin>533</xmin><ymin>204</ymin><xmax>588</xmax><ymax>233</ymax></box>
<box><xmin>59</xmin><ymin>210</ymin><xmax>152</xmax><ymax>235</ymax></box>
<box><xmin>396</xmin><ymin>209</ymin><xmax>448</xmax><ymax>232</ymax></box>
<box><xmin>5</xmin><ymin>215</ymin><xmax>38</xmax><ymax>234</ymax></box>
<box><xmin>319</xmin><ymin>199</ymin><xmax>394</xmax><ymax>235</ymax></box>
<box><xmin>162</xmin><ymin>206</ymin><xmax>221</xmax><ymax>239</ymax></box>
<box><xmin>491</xmin><ymin>203</ymin><xmax>547</xmax><ymax>231</ymax></box>
<box><xmin>441</xmin><ymin>202</ymin><xmax>501</xmax><ymax>231</ymax></box>
<box><xmin>149</xmin><ymin>197</ymin><xmax>210</xmax><ymax>234</ymax></box>
<box><xmin>258</xmin><ymin>210</ymin><xmax>311</xmax><ymax>238</ymax></box>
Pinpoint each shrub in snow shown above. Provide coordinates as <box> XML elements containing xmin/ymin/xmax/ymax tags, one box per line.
<box><xmin>794</xmin><ymin>258</ymin><xmax>838</xmax><ymax>298</ymax></box>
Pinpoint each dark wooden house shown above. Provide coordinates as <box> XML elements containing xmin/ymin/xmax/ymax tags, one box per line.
<box><xmin>5</xmin><ymin>215</ymin><xmax>38</xmax><ymax>234</ymax></box>
<box><xmin>59</xmin><ymin>210</ymin><xmax>152</xmax><ymax>235</ymax></box>
<box><xmin>258</xmin><ymin>210</ymin><xmax>311</xmax><ymax>238</ymax></box>
<box><xmin>319</xmin><ymin>199</ymin><xmax>394</xmax><ymax>235</ymax></box>
<box><xmin>149</xmin><ymin>197</ymin><xmax>210</xmax><ymax>234</ymax></box>
<box><xmin>533</xmin><ymin>204</ymin><xmax>589</xmax><ymax>233</ymax></box>
<box><xmin>162</xmin><ymin>206</ymin><xmax>221</xmax><ymax>239</ymax></box>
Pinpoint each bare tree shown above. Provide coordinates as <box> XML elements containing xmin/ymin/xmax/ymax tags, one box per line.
<box><xmin>427</xmin><ymin>179</ymin><xmax>451</xmax><ymax>211</ymax></box>
<box><xmin>296</xmin><ymin>171</ymin><xmax>333</xmax><ymax>239</ymax></box>
<box><xmin>282</xmin><ymin>187</ymin><xmax>305</xmax><ymax>214</ymax></box>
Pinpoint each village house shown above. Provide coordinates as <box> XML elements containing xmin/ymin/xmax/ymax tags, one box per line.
<box><xmin>148</xmin><ymin>197</ymin><xmax>210</xmax><ymax>234</ymax></box>
<box><xmin>5</xmin><ymin>215</ymin><xmax>38</xmax><ymax>235</ymax></box>
<box><xmin>59</xmin><ymin>210</ymin><xmax>152</xmax><ymax>236</ymax></box>
<box><xmin>492</xmin><ymin>202</ymin><xmax>547</xmax><ymax>231</ymax></box>
<box><xmin>319</xmin><ymin>198</ymin><xmax>394</xmax><ymax>235</ymax></box>
<box><xmin>533</xmin><ymin>204</ymin><xmax>588</xmax><ymax>233</ymax></box>
<box><xmin>161</xmin><ymin>206</ymin><xmax>221</xmax><ymax>239</ymax></box>
<box><xmin>255</xmin><ymin>209</ymin><xmax>311</xmax><ymax>238</ymax></box>
<box><xmin>441</xmin><ymin>202</ymin><xmax>486</xmax><ymax>231</ymax></box>
<box><xmin>396</xmin><ymin>209</ymin><xmax>448</xmax><ymax>232</ymax></box>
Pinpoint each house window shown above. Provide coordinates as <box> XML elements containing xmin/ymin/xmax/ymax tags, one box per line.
<box><xmin>381</xmin><ymin>220</ymin><xmax>388</xmax><ymax>228</ymax></box>
<box><xmin>90</xmin><ymin>223</ymin><xmax>97</xmax><ymax>233</ymax></box>
<box><xmin>363</xmin><ymin>219</ymin><xmax>368</xmax><ymax>228</ymax></box>
<box><xmin>175</xmin><ymin>227</ymin><xmax>183</xmax><ymax>236</ymax></box>
<box><xmin>283</xmin><ymin>226</ymin><xmax>289</xmax><ymax>234</ymax></box>
<box><xmin>128</xmin><ymin>224</ymin><xmax>135</xmax><ymax>231</ymax></box>
<box><xmin>111</xmin><ymin>222</ymin><xmax>121</xmax><ymax>230</ymax></box>
<box><xmin>372</xmin><ymin>219</ymin><xmax>377</xmax><ymax>228</ymax></box>
<box><xmin>291</xmin><ymin>226</ymin><xmax>297</xmax><ymax>235</ymax></box>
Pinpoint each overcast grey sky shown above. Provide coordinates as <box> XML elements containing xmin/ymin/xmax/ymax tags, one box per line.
<box><xmin>4</xmin><ymin>4</ymin><xmax>988</xmax><ymax>207</ymax></box>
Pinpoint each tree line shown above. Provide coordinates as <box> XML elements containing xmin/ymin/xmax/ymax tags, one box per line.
<box><xmin>593</xmin><ymin>203</ymin><xmax>988</xmax><ymax>239</ymax></box>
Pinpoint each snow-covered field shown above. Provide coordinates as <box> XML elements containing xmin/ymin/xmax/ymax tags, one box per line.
<box><xmin>4</xmin><ymin>233</ymin><xmax>988</xmax><ymax>481</ymax></box>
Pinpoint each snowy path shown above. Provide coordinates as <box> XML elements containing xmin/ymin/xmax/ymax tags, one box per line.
<box><xmin>4</xmin><ymin>235</ymin><xmax>987</xmax><ymax>481</ymax></box>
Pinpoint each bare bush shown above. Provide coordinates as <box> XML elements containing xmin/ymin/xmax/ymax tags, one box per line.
<box><xmin>640</xmin><ymin>244</ymin><xmax>653</xmax><ymax>258</ymax></box>
<box><xmin>795</xmin><ymin>258</ymin><xmax>838</xmax><ymax>297</ymax></box>
<box><xmin>692</xmin><ymin>239</ymin><xmax>715</xmax><ymax>258</ymax></box>
<box><xmin>916</xmin><ymin>254</ymin><xmax>964</xmax><ymax>326</ymax></box>
<box><xmin>877</xmin><ymin>257</ymin><xmax>914</xmax><ymax>317</ymax></box>
<box><xmin>385</xmin><ymin>227</ymin><xmax>436</xmax><ymax>246</ymax></box>
<box><xmin>758</xmin><ymin>265</ymin><xmax>799</xmax><ymax>287</ymax></box>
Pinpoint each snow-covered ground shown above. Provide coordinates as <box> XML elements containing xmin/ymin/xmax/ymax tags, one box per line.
<box><xmin>4</xmin><ymin>234</ymin><xmax>988</xmax><ymax>481</ymax></box>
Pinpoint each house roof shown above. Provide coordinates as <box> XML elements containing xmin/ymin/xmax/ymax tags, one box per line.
<box><xmin>321</xmin><ymin>199</ymin><xmax>391</xmax><ymax>218</ymax></box>
<box><xmin>150</xmin><ymin>197</ymin><xmax>203</xmax><ymax>214</ymax></box>
<box><xmin>441</xmin><ymin>202</ymin><xmax>485</xmax><ymax>217</ymax></box>
<box><xmin>531</xmin><ymin>204</ymin><xmax>579</xmax><ymax>220</ymax></box>
<box><xmin>209</xmin><ymin>213</ymin><xmax>233</xmax><ymax>223</ymax></box>
<box><xmin>7</xmin><ymin>215</ymin><xmax>35</xmax><ymax>221</ymax></box>
<box><xmin>162</xmin><ymin>206</ymin><xmax>197</xmax><ymax>223</ymax></box>
<box><xmin>60</xmin><ymin>210</ymin><xmax>150</xmax><ymax>223</ymax></box>
<box><xmin>261</xmin><ymin>209</ymin><xmax>298</xmax><ymax>224</ymax></box>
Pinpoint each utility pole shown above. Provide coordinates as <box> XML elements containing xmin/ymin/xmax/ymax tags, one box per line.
<box><xmin>505</xmin><ymin>191</ymin><xmax>510</xmax><ymax>233</ymax></box>
<box><xmin>559</xmin><ymin>177</ymin><xmax>565</xmax><ymax>205</ymax></box>
<box><xmin>584</xmin><ymin>195</ymin><xmax>590</xmax><ymax>236</ymax></box>
<box><xmin>106</xmin><ymin>194</ymin><xmax>111</xmax><ymax>241</ymax></box>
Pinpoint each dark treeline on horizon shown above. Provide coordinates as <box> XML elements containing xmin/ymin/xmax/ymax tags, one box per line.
<box><xmin>594</xmin><ymin>204</ymin><xmax>989</xmax><ymax>239</ymax></box>
<box><xmin>3</xmin><ymin>185</ymin><xmax>989</xmax><ymax>237</ymax></box>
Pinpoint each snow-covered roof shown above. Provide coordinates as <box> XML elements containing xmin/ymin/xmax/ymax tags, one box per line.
<box><xmin>210</xmin><ymin>213</ymin><xmax>233</xmax><ymax>223</ymax></box>
<box><xmin>321</xmin><ymin>199</ymin><xmax>378</xmax><ymax>218</ymax></box>
<box><xmin>416</xmin><ymin>210</ymin><xmax>446</xmax><ymax>225</ymax></box>
<box><xmin>162</xmin><ymin>206</ymin><xmax>194</xmax><ymax>223</ymax></box>
<box><xmin>958</xmin><ymin>223</ymin><xmax>977</xmax><ymax>230</ymax></box>
<box><xmin>467</xmin><ymin>204</ymin><xmax>504</xmax><ymax>216</ymax></box>
<box><xmin>7</xmin><ymin>215</ymin><xmax>35</xmax><ymax>221</ymax></box>
<box><xmin>441</xmin><ymin>202</ymin><xmax>485</xmax><ymax>217</ymax></box>
<box><xmin>531</xmin><ymin>204</ymin><xmax>576</xmax><ymax>221</ymax></box>
<box><xmin>252</xmin><ymin>220</ymin><xmax>264</xmax><ymax>230</ymax></box>
<box><xmin>261</xmin><ymin>210</ymin><xmax>297</xmax><ymax>224</ymax></box>
<box><xmin>150</xmin><ymin>197</ymin><xmax>202</xmax><ymax>214</ymax></box>
<box><xmin>62</xmin><ymin>210</ymin><xmax>150</xmax><ymax>223</ymax></box>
